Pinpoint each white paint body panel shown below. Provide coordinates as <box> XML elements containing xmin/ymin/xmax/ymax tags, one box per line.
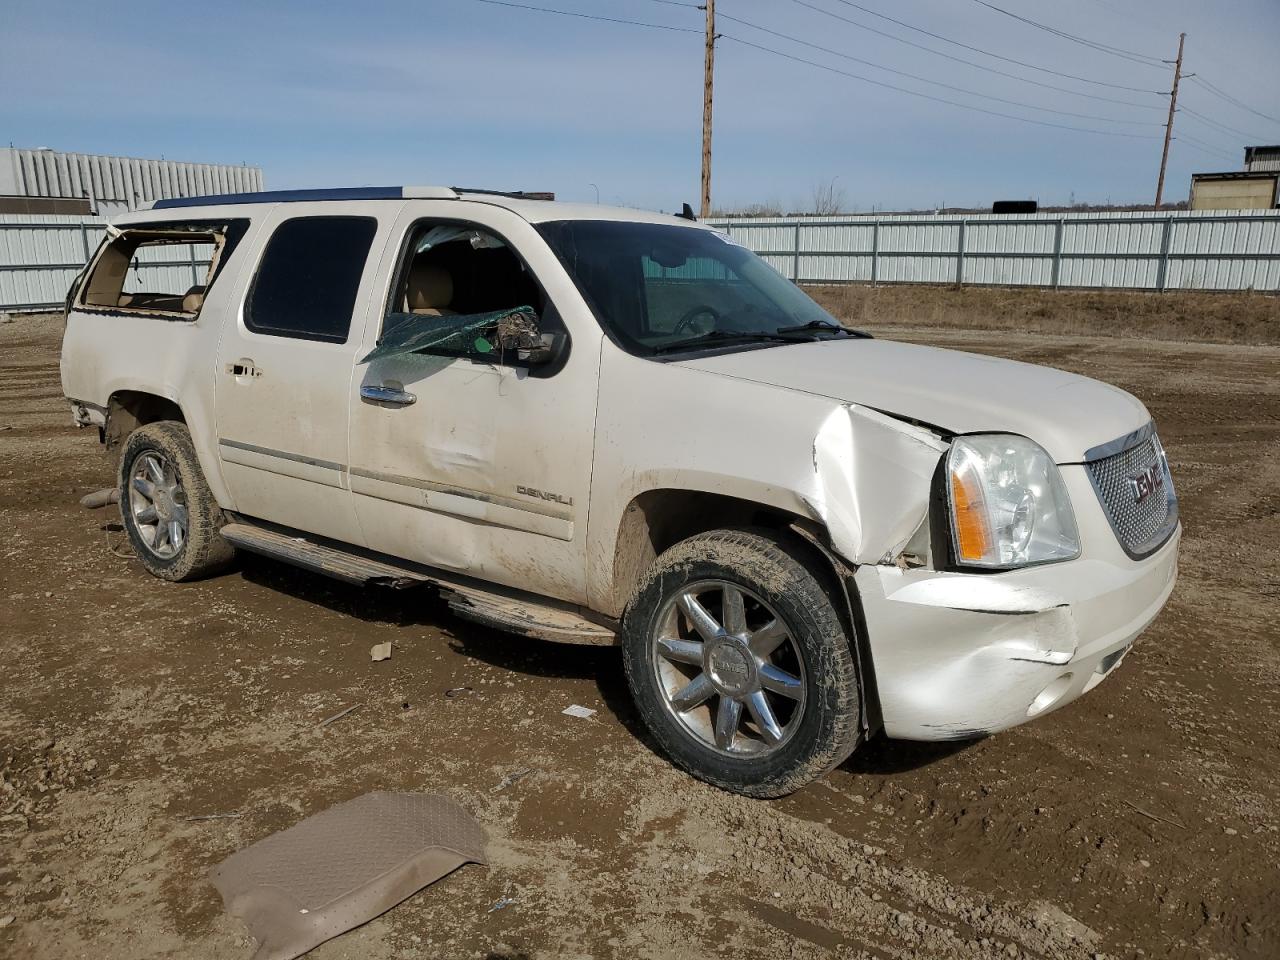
<box><xmin>212</xmin><ymin>201</ymin><xmax>400</xmax><ymax>546</ymax></box>
<box><xmin>673</xmin><ymin>338</ymin><xmax>1150</xmax><ymax>464</ymax></box>
<box><xmin>60</xmin><ymin>194</ymin><xmax>1180</xmax><ymax>744</ymax></box>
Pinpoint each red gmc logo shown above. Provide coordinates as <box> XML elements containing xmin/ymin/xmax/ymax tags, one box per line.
<box><xmin>1129</xmin><ymin>464</ymin><xmax>1164</xmax><ymax>505</ymax></box>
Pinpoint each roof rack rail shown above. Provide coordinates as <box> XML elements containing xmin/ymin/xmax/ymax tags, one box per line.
<box><xmin>453</xmin><ymin>187</ymin><xmax>556</xmax><ymax>201</ymax></box>
<box><xmin>149</xmin><ymin>186</ymin><xmax>459</xmax><ymax>210</ymax></box>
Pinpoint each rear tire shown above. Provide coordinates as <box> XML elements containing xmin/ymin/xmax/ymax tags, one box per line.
<box><xmin>118</xmin><ymin>422</ymin><xmax>234</xmax><ymax>581</ymax></box>
<box><xmin>621</xmin><ymin>528</ymin><xmax>861</xmax><ymax>798</ymax></box>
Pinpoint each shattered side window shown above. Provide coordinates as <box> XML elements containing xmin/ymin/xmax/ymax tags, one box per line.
<box><xmin>367</xmin><ymin>221</ymin><xmax>549</xmax><ymax>364</ymax></box>
<box><xmin>360</xmin><ymin>306</ymin><xmax>541</xmax><ymax>364</ymax></box>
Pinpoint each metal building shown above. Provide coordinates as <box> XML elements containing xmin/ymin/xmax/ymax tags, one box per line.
<box><xmin>1188</xmin><ymin>144</ymin><xmax>1280</xmax><ymax>211</ymax></box>
<box><xmin>1245</xmin><ymin>145</ymin><xmax>1280</xmax><ymax>173</ymax></box>
<box><xmin>1190</xmin><ymin>171</ymin><xmax>1279</xmax><ymax>210</ymax></box>
<box><xmin>0</xmin><ymin>147</ymin><xmax>263</xmax><ymax>215</ymax></box>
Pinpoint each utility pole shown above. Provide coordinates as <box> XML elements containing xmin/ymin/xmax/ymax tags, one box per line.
<box><xmin>1154</xmin><ymin>32</ymin><xmax>1186</xmax><ymax>209</ymax></box>
<box><xmin>701</xmin><ymin>0</ymin><xmax>716</xmax><ymax>218</ymax></box>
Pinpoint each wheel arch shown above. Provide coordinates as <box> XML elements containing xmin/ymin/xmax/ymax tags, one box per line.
<box><xmin>105</xmin><ymin>390</ymin><xmax>186</xmax><ymax>466</ymax></box>
<box><xmin>602</xmin><ymin>487</ymin><xmax>883</xmax><ymax>738</ymax></box>
<box><xmin>102</xmin><ymin>387</ymin><xmax>235</xmax><ymax>510</ymax></box>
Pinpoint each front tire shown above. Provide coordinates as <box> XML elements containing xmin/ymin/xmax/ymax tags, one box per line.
<box><xmin>621</xmin><ymin>529</ymin><xmax>861</xmax><ymax>798</ymax></box>
<box><xmin>118</xmin><ymin>421</ymin><xmax>234</xmax><ymax>581</ymax></box>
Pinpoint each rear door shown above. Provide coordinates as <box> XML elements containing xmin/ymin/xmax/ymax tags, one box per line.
<box><xmin>213</xmin><ymin>203</ymin><xmax>400</xmax><ymax>544</ymax></box>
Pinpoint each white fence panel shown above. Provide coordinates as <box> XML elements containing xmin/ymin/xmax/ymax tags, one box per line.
<box><xmin>5</xmin><ymin>210</ymin><xmax>1280</xmax><ymax>311</ymax></box>
<box><xmin>706</xmin><ymin>210</ymin><xmax>1280</xmax><ymax>293</ymax></box>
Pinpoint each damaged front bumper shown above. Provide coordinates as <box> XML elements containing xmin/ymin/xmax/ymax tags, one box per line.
<box><xmin>854</xmin><ymin>526</ymin><xmax>1180</xmax><ymax>741</ymax></box>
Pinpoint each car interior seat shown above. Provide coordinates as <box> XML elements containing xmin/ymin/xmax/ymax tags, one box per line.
<box><xmin>406</xmin><ymin>261</ymin><xmax>457</xmax><ymax>316</ymax></box>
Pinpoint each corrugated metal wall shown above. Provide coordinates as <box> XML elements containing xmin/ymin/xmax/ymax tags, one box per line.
<box><xmin>706</xmin><ymin>210</ymin><xmax>1280</xmax><ymax>292</ymax></box>
<box><xmin>1</xmin><ymin>148</ymin><xmax>263</xmax><ymax>214</ymax></box>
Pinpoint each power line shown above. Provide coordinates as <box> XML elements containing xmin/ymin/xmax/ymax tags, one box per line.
<box><xmin>786</xmin><ymin>0</ymin><xmax>1161</xmax><ymax>108</ymax></box>
<box><xmin>465</xmin><ymin>0</ymin><xmax>700</xmax><ymax>34</ymax></box>
<box><xmin>1175</xmin><ymin>132</ymin><xmax>1241</xmax><ymax>163</ymax></box>
<box><xmin>970</xmin><ymin>0</ymin><xmax>1166</xmax><ymax>67</ymax></box>
<box><xmin>1180</xmin><ymin>104</ymin><xmax>1277</xmax><ymax>145</ymax></box>
<box><xmin>1189</xmin><ymin>76</ymin><xmax>1280</xmax><ymax>128</ymax></box>
<box><xmin>717</xmin><ymin>11</ymin><xmax>1163</xmax><ymax>127</ymax></box>
<box><xmin>461</xmin><ymin>0</ymin><xmax>1163</xmax><ymax>145</ymax></box>
<box><xmin>813</xmin><ymin>0</ymin><xmax>1164</xmax><ymax>94</ymax></box>
<box><xmin>719</xmin><ymin>33</ymin><xmax>1162</xmax><ymax>139</ymax></box>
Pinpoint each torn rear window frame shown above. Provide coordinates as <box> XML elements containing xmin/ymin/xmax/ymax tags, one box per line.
<box><xmin>73</xmin><ymin>219</ymin><xmax>250</xmax><ymax>321</ymax></box>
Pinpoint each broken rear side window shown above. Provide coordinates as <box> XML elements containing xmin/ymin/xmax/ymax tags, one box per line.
<box><xmin>77</xmin><ymin>220</ymin><xmax>247</xmax><ymax>318</ymax></box>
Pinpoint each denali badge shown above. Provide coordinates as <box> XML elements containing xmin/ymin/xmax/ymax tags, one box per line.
<box><xmin>516</xmin><ymin>485</ymin><xmax>573</xmax><ymax>507</ymax></box>
<box><xmin>1128</xmin><ymin>464</ymin><xmax>1164</xmax><ymax>505</ymax></box>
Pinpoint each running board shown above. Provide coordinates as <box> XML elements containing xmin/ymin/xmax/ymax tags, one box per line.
<box><xmin>219</xmin><ymin>522</ymin><xmax>616</xmax><ymax>646</ymax></box>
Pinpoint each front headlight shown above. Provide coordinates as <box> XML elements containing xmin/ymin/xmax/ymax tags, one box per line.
<box><xmin>947</xmin><ymin>434</ymin><xmax>1080</xmax><ymax>569</ymax></box>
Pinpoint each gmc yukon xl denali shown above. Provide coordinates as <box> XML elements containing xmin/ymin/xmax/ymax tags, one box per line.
<box><xmin>60</xmin><ymin>186</ymin><xmax>1180</xmax><ymax>797</ymax></box>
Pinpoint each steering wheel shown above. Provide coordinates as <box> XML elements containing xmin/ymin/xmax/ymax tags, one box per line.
<box><xmin>672</xmin><ymin>304</ymin><xmax>724</xmax><ymax>336</ymax></box>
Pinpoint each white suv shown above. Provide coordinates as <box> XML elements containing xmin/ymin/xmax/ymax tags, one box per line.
<box><xmin>60</xmin><ymin>186</ymin><xmax>1180</xmax><ymax>797</ymax></box>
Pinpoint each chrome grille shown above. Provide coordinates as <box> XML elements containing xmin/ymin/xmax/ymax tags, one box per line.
<box><xmin>1085</xmin><ymin>426</ymin><xmax>1178</xmax><ymax>559</ymax></box>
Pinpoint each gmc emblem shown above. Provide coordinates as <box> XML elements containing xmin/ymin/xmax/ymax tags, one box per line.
<box><xmin>1128</xmin><ymin>464</ymin><xmax>1164</xmax><ymax>505</ymax></box>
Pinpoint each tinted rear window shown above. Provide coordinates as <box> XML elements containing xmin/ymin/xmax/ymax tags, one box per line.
<box><xmin>246</xmin><ymin>216</ymin><xmax>377</xmax><ymax>343</ymax></box>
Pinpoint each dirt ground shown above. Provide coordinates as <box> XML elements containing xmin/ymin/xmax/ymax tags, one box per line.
<box><xmin>807</xmin><ymin>284</ymin><xmax>1280</xmax><ymax>347</ymax></box>
<box><xmin>2</xmin><ymin>309</ymin><xmax>1278</xmax><ymax>960</ymax></box>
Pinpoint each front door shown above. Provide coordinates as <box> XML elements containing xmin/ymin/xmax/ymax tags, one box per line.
<box><xmin>347</xmin><ymin>202</ymin><xmax>601</xmax><ymax>604</ymax></box>
<box><xmin>214</xmin><ymin>204</ymin><xmax>398</xmax><ymax>544</ymax></box>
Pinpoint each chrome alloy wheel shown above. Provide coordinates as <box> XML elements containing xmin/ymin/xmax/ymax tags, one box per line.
<box><xmin>651</xmin><ymin>580</ymin><xmax>807</xmax><ymax>757</ymax></box>
<box><xmin>128</xmin><ymin>451</ymin><xmax>188</xmax><ymax>559</ymax></box>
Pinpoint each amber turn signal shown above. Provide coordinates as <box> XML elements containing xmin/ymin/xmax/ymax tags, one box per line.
<box><xmin>949</xmin><ymin>467</ymin><xmax>992</xmax><ymax>563</ymax></box>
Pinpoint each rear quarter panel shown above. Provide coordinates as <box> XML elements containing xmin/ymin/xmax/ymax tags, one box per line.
<box><xmin>59</xmin><ymin>215</ymin><xmax>267</xmax><ymax>506</ymax></box>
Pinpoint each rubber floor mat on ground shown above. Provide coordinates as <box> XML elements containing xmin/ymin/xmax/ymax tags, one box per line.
<box><xmin>210</xmin><ymin>792</ymin><xmax>487</xmax><ymax>960</ymax></box>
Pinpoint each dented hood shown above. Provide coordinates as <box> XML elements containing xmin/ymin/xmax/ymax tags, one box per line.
<box><xmin>673</xmin><ymin>338</ymin><xmax>1149</xmax><ymax>463</ymax></box>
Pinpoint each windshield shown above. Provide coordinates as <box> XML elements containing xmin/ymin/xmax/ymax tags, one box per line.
<box><xmin>536</xmin><ymin>219</ymin><xmax>850</xmax><ymax>356</ymax></box>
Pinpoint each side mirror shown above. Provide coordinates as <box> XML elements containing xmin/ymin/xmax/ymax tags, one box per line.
<box><xmin>517</xmin><ymin>331</ymin><xmax>567</xmax><ymax>366</ymax></box>
<box><xmin>494</xmin><ymin>309</ymin><xmax>567</xmax><ymax>366</ymax></box>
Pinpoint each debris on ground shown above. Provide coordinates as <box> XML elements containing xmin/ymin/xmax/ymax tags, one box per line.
<box><xmin>181</xmin><ymin>812</ymin><xmax>242</xmax><ymax>823</ymax></box>
<box><xmin>487</xmin><ymin>896</ymin><xmax>518</xmax><ymax>914</ymax></box>
<box><xmin>444</xmin><ymin>686</ymin><xmax>473</xmax><ymax>699</ymax></box>
<box><xmin>78</xmin><ymin>487</ymin><xmax>119</xmax><ymax>510</ymax></box>
<box><xmin>211</xmin><ymin>792</ymin><xmax>486</xmax><ymax>960</ymax></box>
<box><xmin>492</xmin><ymin>768</ymin><xmax>535</xmax><ymax>793</ymax></box>
<box><xmin>317</xmin><ymin>704</ymin><xmax>361</xmax><ymax>729</ymax></box>
<box><xmin>369</xmin><ymin>642</ymin><xmax>392</xmax><ymax>662</ymax></box>
<box><xmin>561</xmin><ymin>704</ymin><xmax>597</xmax><ymax>719</ymax></box>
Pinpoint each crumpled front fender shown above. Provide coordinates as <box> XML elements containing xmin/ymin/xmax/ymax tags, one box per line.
<box><xmin>808</xmin><ymin>404</ymin><xmax>948</xmax><ymax>566</ymax></box>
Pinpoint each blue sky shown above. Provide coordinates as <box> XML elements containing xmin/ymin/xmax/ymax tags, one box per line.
<box><xmin>2</xmin><ymin>0</ymin><xmax>1277</xmax><ymax>211</ymax></box>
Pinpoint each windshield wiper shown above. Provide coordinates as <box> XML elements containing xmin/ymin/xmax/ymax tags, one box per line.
<box><xmin>651</xmin><ymin>330</ymin><xmax>794</xmax><ymax>354</ymax></box>
<box><xmin>774</xmin><ymin>320</ymin><xmax>870</xmax><ymax>338</ymax></box>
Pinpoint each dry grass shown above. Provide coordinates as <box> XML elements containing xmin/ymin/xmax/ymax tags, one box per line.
<box><xmin>806</xmin><ymin>283</ymin><xmax>1280</xmax><ymax>346</ymax></box>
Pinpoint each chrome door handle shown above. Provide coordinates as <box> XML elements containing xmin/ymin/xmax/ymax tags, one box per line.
<box><xmin>360</xmin><ymin>384</ymin><xmax>417</xmax><ymax>406</ymax></box>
